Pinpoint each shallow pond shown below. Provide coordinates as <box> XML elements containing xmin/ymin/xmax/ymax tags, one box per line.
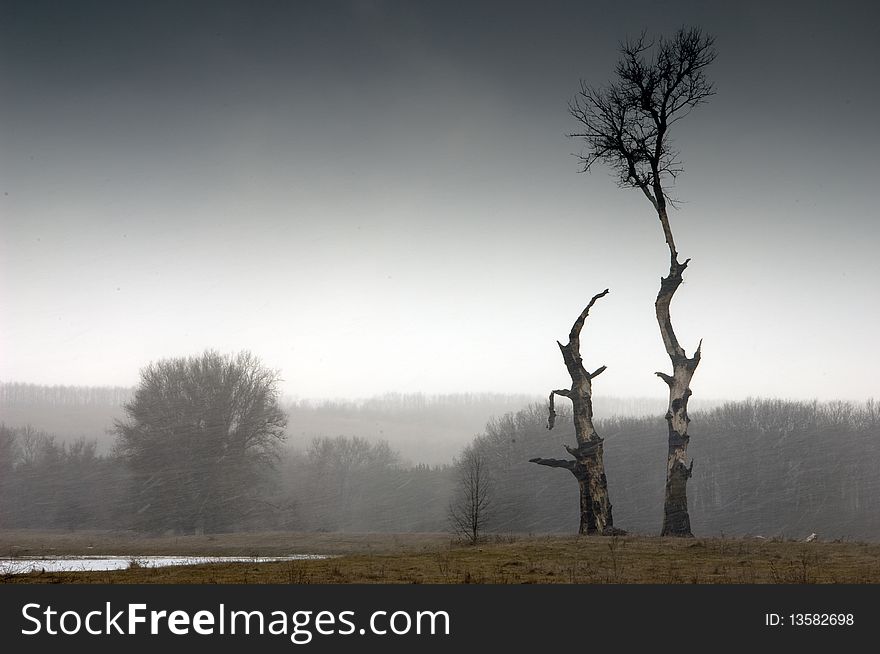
<box><xmin>0</xmin><ymin>554</ymin><xmax>328</xmax><ymax>574</ymax></box>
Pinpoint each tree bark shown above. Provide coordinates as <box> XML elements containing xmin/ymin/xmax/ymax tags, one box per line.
<box><xmin>530</xmin><ymin>289</ymin><xmax>622</xmax><ymax>536</ymax></box>
<box><xmin>655</xmin><ymin>245</ymin><xmax>701</xmax><ymax>537</ymax></box>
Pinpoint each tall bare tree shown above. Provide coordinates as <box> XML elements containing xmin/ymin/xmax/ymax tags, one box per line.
<box><xmin>530</xmin><ymin>289</ymin><xmax>622</xmax><ymax>535</ymax></box>
<box><xmin>569</xmin><ymin>27</ymin><xmax>716</xmax><ymax>536</ymax></box>
<box><xmin>449</xmin><ymin>444</ymin><xmax>492</xmax><ymax>544</ymax></box>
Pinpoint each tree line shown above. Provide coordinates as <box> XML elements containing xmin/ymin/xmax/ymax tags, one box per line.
<box><xmin>0</xmin><ymin>422</ymin><xmax>452</xmax><ymax>534</ymax></box>
<box><xmin>2</xmin><ymin>392</ymin><xmax>877</xmax><ymax>539</ymax></box>
<box><xmin>0</xmin><ymin>380</ymin><xmax>693</xmax><ymax>465</ymax></box>
<box><xmin>0</xmin><ymin>382</ymin><xmax>132</xmax><ymax>408</ymax></box>
<box><xmin>472</xmin><ymin>399</ymin><xmax>880</xmax><ymax>540</ymax></box>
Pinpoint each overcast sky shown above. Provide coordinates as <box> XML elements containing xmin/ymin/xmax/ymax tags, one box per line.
<box><xmin>1</xmin><ymin>0</ymin><xmax>878</xmax><ymax>401</ymax></box>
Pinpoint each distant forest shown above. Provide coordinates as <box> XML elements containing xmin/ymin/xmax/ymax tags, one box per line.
<box><xmin>1</xmin><ymin>383</ymin><xmax>877</xmax><ymax>539</ymax></box>
<box><xmin>0</xmin><ymin>382</ymin><xmax>708</xmax><ymax>464</ymax></box>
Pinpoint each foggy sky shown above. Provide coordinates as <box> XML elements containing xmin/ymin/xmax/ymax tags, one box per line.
<box><xmin>2</xmin><ymin>0</ymin><xmax>878</xmax><ymax>401</ymax></box>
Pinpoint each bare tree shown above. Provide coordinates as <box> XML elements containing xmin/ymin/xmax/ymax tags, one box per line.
<box><xmin>114</xmin><ymin>350</ymin><xmax>287</xmax><ymax>534</ymax></box>
<box><xmin>305</xmin><ymin>436</ymin><xmax>400</xmax><ymax>531</ymax></box>
<box><xmin>449</xmin><ymin>444</ymin><xmax>492</xmax><ymax>545</ymax></box>
<box><xmin>569</xmin><ymin>27</ymin><xmax>716</xmax><ymax>536</ymax></box>
<box><xmin>530</xmin><ymin>289</ymin><xmax>622</xmax><ymax>535</ymax></box>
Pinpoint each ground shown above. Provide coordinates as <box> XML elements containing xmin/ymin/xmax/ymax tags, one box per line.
<box><xmin>2</xmin><ymin>530</ymin><xmax>880</xmax><ymax>584</ymax></box>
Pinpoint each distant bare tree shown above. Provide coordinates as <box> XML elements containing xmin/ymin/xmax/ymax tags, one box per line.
<box><xmin>530</xmin><ymin>289</ymin><xmax>622</xmax><ymax>535</ymax></box>
<box><xmin>449</xmin><ymin>445</ymin><xmax>492</xmax><ymax>545</ymax></box>
<box><xmin>16</xmin><ymin>424</ymin><xmax>51</xmax><ymax>466</ymax></box>
<box><xmin>569</xmin><ymin>27</ymin><xmax>716</xmax><ymax>536</ymax></box>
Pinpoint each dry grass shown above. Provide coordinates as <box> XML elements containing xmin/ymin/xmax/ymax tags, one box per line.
<box><xmin>3</xmin><ymin>530</ymin><xmax>880</xmax><ymax>584</ymax></box>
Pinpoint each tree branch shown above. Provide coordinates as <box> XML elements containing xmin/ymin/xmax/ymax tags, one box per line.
<box><xmin>568</xmin><ymin>288</ymin><xmax>610</xmax><ymax>348</ymax></box>
<box><xmin>529</xmin><ymin>457</ymin><xmax>576</xmax><ymax>470</ymax></box>
<box><xmin>553</xmin><ymin>289</ymin><xmax>611</xmax><ymax>446</ymax></box>
<box><xmin>589</xmin><ymin>365</ymin><xmax>607</xmax><ymax>379</ymax></box>
<box><xmin>569</xmin><ymin>27</ymin><xmax>715</xmax><ymax>215</ymax></box>
<box><xmin>547</xmin><ymin>389</ymin><xmax>571</xmax><ymax>430</ymax></box>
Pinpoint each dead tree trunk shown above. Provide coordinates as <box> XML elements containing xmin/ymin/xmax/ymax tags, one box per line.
<box><xmin>655</xmin><ymin>207</ymin><xmax>701</xmax><ymax>537</ymax></box>
<box><xmin>529</xmin><ymin>289</ymin><xmax>622</xmax><ymax>536</ymax></box>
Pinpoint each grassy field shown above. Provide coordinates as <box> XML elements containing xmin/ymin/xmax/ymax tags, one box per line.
<box><xmin>2</xmin><ymin>530</ymin><xmax>880</xmax><ymax>584</ymax></box>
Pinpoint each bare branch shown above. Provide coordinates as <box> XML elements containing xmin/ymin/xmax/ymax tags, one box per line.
<box><xmin>589</xmin><ymin>365</ymin><xmax>607</xmax><ymax>379</ymax></box>
<box><xmin>529</xmin><ymin>457</ymin><xmax>576</xmax><ymax>470</ymax></box>
<box><xmin>568</xmin><ymin>288</ymin><xmax>610</xmax><ymax>348</ymax></box>
<box><xmin>553</xmin><ymin>289</ymin><xmax>610</xmax><ymax>448</ymax></box>
<box><xmin>569</xmin><ymin>27</ymin><xmax>716</xmax><ymax>213</ymax></box>
<box><xmin>547</xmin><ymin>389</ymin><xmax>571</xmax><ymax>430</ymax></box>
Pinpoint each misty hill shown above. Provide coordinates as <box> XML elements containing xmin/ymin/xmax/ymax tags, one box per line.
<box><xmin>0</xmin><ymin>382</ymin><xmax>717</xmax><ymax>464</ymax></box>
<box><xmin>0</xmin><ymin>382</ymin><xmax>131</xmax><ymax>447</ymax></box>
<box><xmin>282</xmin><ymin>393</ymin><xmax>718</xmax><ymax>464</ymax></box>
<box><xmin>0</xmin><ymin>383</ymin><xmax>538</xmax><ymax>460</ymax></box>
